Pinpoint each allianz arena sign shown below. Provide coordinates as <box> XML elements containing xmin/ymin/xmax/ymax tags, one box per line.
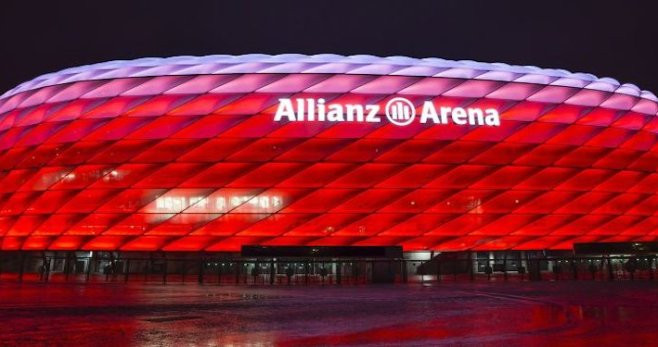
<box><xmin>274</xmin><ymin>97</ymin><xmax>501</xmax><ymax>127</ymax></box>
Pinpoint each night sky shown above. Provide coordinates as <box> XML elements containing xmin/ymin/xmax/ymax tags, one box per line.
<box><xmin>1</xmin><ymin>1</ymin><xmax>657</xmax><ymax>94</ymax></box>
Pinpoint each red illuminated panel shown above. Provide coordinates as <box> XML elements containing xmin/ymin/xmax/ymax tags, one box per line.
<box><xmin>0</xmin><ymin>54</ymin><xmax>656</xmax><ymax>252</ymax></box>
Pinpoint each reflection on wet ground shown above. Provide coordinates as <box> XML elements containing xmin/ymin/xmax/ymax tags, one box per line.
<box><xmin>0</xmin><ymin>281</ymin><xmax>656</xmax><ymax>346</ymax></box>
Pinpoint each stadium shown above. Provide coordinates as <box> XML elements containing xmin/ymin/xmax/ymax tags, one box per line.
<box><xmin>0</xmin><ymin>54</ymin><xmax>656</xmax><ymax>282</ymax></box>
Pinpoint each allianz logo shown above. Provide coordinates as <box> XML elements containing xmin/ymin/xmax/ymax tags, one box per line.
<box><xmin>274</xmin><ymin>97</ymin><xmax>500</xmax><ymax>127</ymax></box>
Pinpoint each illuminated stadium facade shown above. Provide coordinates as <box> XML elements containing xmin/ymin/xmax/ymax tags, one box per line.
<box><xmin>1</xmin><ymin>54</ymin><xmax>658</xmax><ymax>259</ymax></box>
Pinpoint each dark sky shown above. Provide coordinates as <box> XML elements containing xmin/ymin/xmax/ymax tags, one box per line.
<box><xmin>2</xmin><ymin>1</ymin><xmax>657</xmax><ymax>94</ymax></box>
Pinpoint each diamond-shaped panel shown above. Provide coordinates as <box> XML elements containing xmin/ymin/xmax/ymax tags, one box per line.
<box><xmin>0</xmin><ymin>54</ymin><xmax>657</xmax><ymax>252</ymax></box>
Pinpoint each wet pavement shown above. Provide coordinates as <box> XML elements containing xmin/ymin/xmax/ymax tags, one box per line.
<box><xmin>0</xmin><ymin>281</ymin><xmax>656</xmax><ymax>346</ymax></box>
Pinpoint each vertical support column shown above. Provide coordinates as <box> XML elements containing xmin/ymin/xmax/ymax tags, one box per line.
<box><xmin>144</xmin><ymin>257</ymin><xmax>150</xmax><ymax>282</ymax></box>
<box><xmin>253</xmin><ymin>260</ymin><xmax>259</xmax><ymax>285</ymax></box>
<box><xmin>269</xmin><ymin>258</ymin><xmax>275</xmax><ymax>285</ymax></box>
<box><xmin>64</xmin><ymin>252</ymin><xmax>71</xmax><ymax>282</ymax></box>
<box><xmin>18</xmin><ymin>252</ymin><xmax>25</xmax><ymax>282</ymax></box>
<box><xmin>125</xmin><ymin>259</ymin><xmax>130</xmax><ymax>283</ymax></box>
<box><xmin>571</xmin><ymin>257</ymin><xmax>578</xmax><ymax>280</ymax></box>
<box><xmin>503</xmin><ymin>253</ymin><xmax>508</xmax><ymax>281</ymax></box>
<box><xmin>123</xmin><ymin>258</ymin><xmax>130</xmax><ymax>283</ymax></box>
<box><xmin>112</xmin><ymin>253</ymin><xmax>119</xmax><ymax>282</ymax></box>
<box><xmin>44</xmin><ymin>256</ymin><xmax>50</xmax><ymax>283</ymax></box>
<box><xmin>369</xmin><ymin>260</ymin><xmax>374</xmax><ymax>284</ymax></box>
<box><xmin>72</xmin><ymin>252</ymin><xmax>78</xmax><ymax>282</ymax></box>
<box><xmin>525</xmin><ymin>252</ymin><xmax>531</xmax><ymax>281</ymax></box>
<box><xmin>337</xmin><ymin>261</ymin><xmax>342</xmax><ymax>285</ymax></box>
<box><xmin>519</xmin><ymin>251</ymin><xmax>526</xmax><ymax>281</ymax></box>
<box><xmin>198</xmin><ymin>259</ymin><xmax>204</xmax><ymax>284</ymax></box>
<box><xmin>304</xmin><ymin>260</ymin><xmax>309</xmax><ymax>285</ymax></box>
<box><xmin>162</xmin><ymin>259</ymin><xmax>168</xmax><ymax>285</ymax></box>
<box><xmin>85</xmin><ymin>253</ymin><xmax>92</xmax><ymax>282</ymax></box>
<box><xmin>599</xmin><ymin>255</ymin><xmax>605</xmax><ymax>281</ymax></box>
<box><xmin>105</xmin><ymin>253</ymin><xmax>113</xmax><ymax>282</ymax></box>
<box><xmin>469</xmin><ymin>252</ymin><xmax>475</xmax><ymax>281</ymax></box>
<box><xmin>486</xmin><ymin>253</ymin><xmax>493</xmax><ymax>281</ymax></box>
<box><xmin>244</xmin><ymin>263</ymin><xmax>248</xmax><ymax>284</ymax></box>
<box><xmin>39</xmin><ymin>253</ymin><xmax>46</xmax><ymax>282</ymax></box>
<box><xmin>235</xmin><ymin>261</ymin><xmax>240</xmax><ymax>284</ymax></box>
<box><xmin>330</xmin><ymin>261</ymin><xmax>336</xmax><ymax>284</ymax></box>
